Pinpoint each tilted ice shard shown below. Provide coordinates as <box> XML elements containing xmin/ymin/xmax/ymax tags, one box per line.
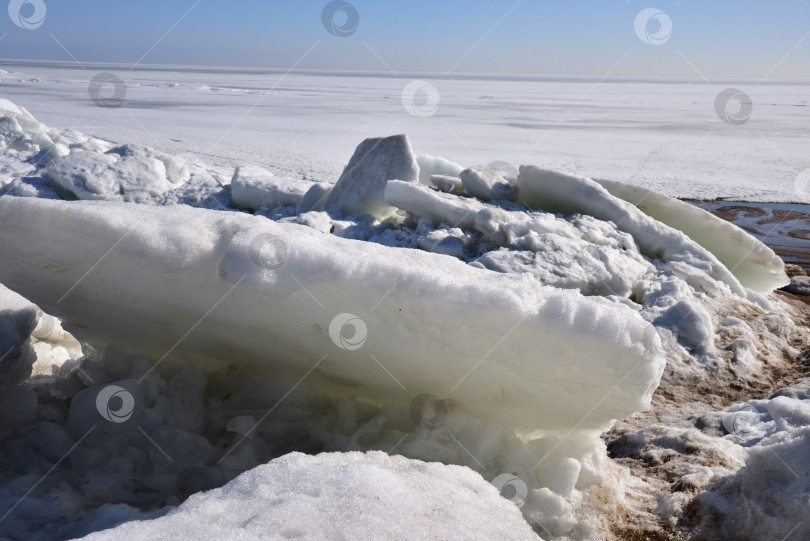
<box><xmin>460</xmin><ymin>166</ymin><xmax>518</xmax><ymax>202</ymax></box>
<box><xmin>416</xmin><ymin>154</ymin><xmax>464</xmax><ymax>186</ymax></box>
<box><xmin>517</xmin><ymin>166</ymin><xmax>750</xmax><ymax>297</ymax></box>
<box><xmin>0</xmin><ymin>196</ymin><xmax>664</xmax><ymax>432</ymax></box>
<box><xmin>594</xmin><ymin>177</ymin><xmax>789</xmax><ymax>293</ymax></box>
<box><xmin>430</xmin><ymin>174</ymin><xmax>465</xmax><ymax>193</ymax></box>
<box><xmin>324</xmin><ymin>134</ymin><xmax>419</xmax><ymax>219</ymax></box>
<box><xmin>385</xmin><ymin>179</ymin><xmax>484</xmax><ymax>229</ymax></box>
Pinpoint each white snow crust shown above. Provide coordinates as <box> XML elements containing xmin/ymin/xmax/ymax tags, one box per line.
<box><xmin>80</xmin><ymin>451</ymin><xmax>542</xmax><ymax>541</ymax></box>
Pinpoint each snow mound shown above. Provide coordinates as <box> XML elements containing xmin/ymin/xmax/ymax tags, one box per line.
<box><xmin>0</xmin><ymin>100</ymin><xmax>190</xmax><ymax>203</ymax></box>
<box><xmin>46</xmin><ymin>144</ymin><xmax>189</xmax><ymax>203</ymax></box>
<box><xmin>80</xmin><ymin>451</ymin><xmax>542</xmax><ymax>541</ymax></box>
<box><xmin>688</xmin><ymin>379</ymin><xmax>810</xmax><ymax>539</ymax></box>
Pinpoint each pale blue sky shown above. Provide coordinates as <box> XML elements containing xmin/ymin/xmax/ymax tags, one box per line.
<box><xmin>2</xmin><ymin>0</ymin><xmax>809</xmax><ymax>78</ymax></box>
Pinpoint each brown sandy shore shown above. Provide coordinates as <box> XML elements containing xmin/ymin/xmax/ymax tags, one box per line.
<box><xmin>603</xmin><ymin>200</ymin><xmax>810</xmax><ymax>541</ymax></box>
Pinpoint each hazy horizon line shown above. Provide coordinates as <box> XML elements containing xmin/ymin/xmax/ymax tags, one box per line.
<box><xmin>3</xmin><ymin>58</ymin><xmax>809</xmax><ymax>86</ymax></box>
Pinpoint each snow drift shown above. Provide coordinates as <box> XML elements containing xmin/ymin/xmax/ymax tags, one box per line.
<box><xmin>80</xmin><ymin>451</ymin><xmax>542</xmax><ymax>541</ymax></box>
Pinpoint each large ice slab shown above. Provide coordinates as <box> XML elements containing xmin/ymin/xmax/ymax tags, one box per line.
<box><xmin>0</xmin><ymin>196</ymin><xmax>664</xmax><ymax>432</ymax></box>
<box><xmin>230</xmin><ymin>164</ymin><xmax>311</xmax><ymax>210</ymax></box>
<box><xmin>80</xmin><ymin>451</ymin><xmax>542</xmax><ymax>541</ymax></box>
<box><xmin>460</xmin><ymin>166</ymin><xmax>518</xmax><ymax>202</ymax></box>
<box><xmin>385</xmin><ymin>179</ymin><xmax>483</xmax><ymax>230</ymax></box>
<box><xmin>595</xmin><ymin>177</ymin><xmax>789</xmax><ymax>293</ymax></box>
<box><xmin>416</xmin><ymin>154</ymin><xmax>464</xmax><ymax>186</ymax></box>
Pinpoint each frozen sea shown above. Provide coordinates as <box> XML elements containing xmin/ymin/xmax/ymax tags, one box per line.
<box><xmin>1</xmin><ymin>60</ymin><xmax>808</xmax><ymax>203</ymax></box>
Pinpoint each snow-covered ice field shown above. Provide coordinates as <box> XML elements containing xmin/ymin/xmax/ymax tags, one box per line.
<box><xmin>2</xmin><ymin>61</ymin><xmax>809</xmax><ymax>203</ymax></box>
<box><xmin>0</xmin><ymin>59</ymin><xmax>810</xmax><ymax>541</ymax></box>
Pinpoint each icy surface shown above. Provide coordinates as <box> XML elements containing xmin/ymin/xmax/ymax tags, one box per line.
<box><xmin>81</xmin><ymin>451</ymin><xmax>542</xmax><ymax>541</ymax></box>
<box><xmin>0</xmin><ymin>284</ymin><xmax>81</xmax><ymax>431</ymax></box>
<box><xmin>383</xmin><ymin>180</ymin><xmax>655</xmax><ymax>297</ymax></box>
<box><xmin>517</xmin><ymin>166</ymin><xmax>749</xmax><ymax>297</ymax></box>
<box><xmin>5</xmin><ymin>64</ymin><xmax>810</xmax><ymax>203</ymax></box>
<box><xmin>230</xmin><ymin>164</ymin><xmax>311</xmax><ymax>211</ymax></box>
<box><xmin>692</xmin><ymin>202</ymin><xmax>810</xmax><ymax>273</ymax></box>
<box><xmin>460</xmin><ymin>166</ymin><xmax>518</xmax><ymax>202</ymax></box>
<box><xmin>385</xmin><ymin>179</ymin><xmax>483</xmax><ymax>230</ymax></box>
<box><xmin>416</xmin><ymin>154</ymin><xmax>464</xmax><ymax>186</ymax></box>
<box><xmin>595</xmin><ymin>178</ymin><xmax>789</xmax><ymax>293</ymax></box>
<box><xmin>323</xmin><ymin>134</ymin><xmax>419</xmax><ymax>219</ymax></box>
<box><xmin>430</xmin><ymin>173</ymin><xmax>465</xmax><ymax>193</ymax></box>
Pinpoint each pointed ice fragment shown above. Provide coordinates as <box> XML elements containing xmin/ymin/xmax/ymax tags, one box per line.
<box><xmin>324</xmin><ymin>135</ymin><xmax>419</xmax><ymax>219</ymax></box>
